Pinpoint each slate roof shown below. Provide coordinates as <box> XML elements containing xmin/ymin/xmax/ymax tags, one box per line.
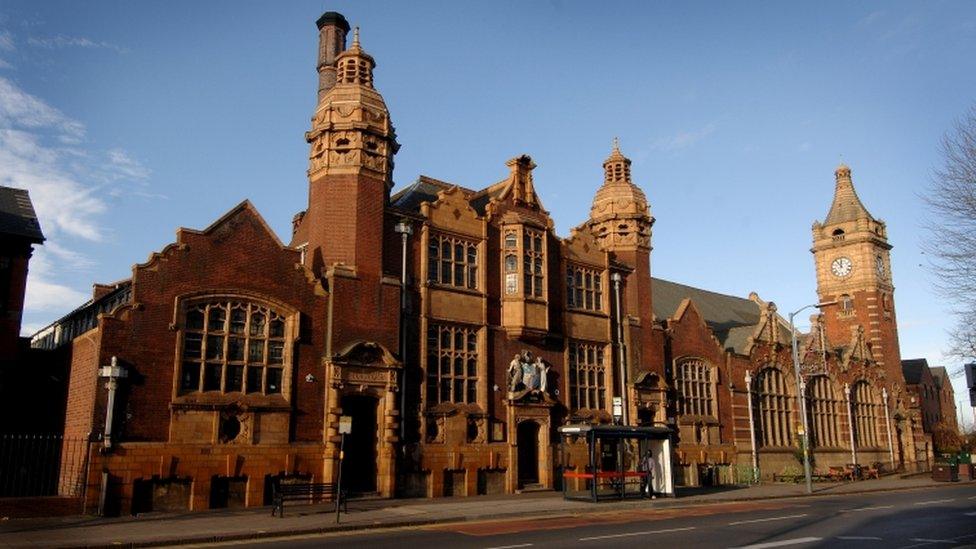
<box><xmin>651</xmin><ymin>277</ymin><xmax>790</xmax><ymax>354</ymax></box>
<box><xmin>930</xmin><ymin>366</ymin><xmax>949</xmax><ymax>388</ymax></box>
<box><xmin>391</xmin><ymin>176</ymin><xmax>475</xmax><ymax>212</ymax></box>
<box><xmin>901</xmin><ymin>358</ymin><xmax>929</xmax><ymax>385</ymax></box>
<box><xmin>0</xmin><ymin>186</ymin><xmax>44</xmax><ymax>243</ymax></box>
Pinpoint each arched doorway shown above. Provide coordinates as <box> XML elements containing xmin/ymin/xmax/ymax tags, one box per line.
<box><xmin>340</xmin><ymin>394</ymin><xmax>378</xmax><ymax>494</ymax></box>
<box><xmin>517</xmin><ymin>421</ymin><xmax>540</xmax><ymax>488</ymax></box>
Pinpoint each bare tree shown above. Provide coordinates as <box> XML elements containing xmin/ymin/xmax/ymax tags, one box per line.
<box><xmin>924</xmin><ymin>106</ymin><xmax>976</xmax><ymax>361</ymax></box>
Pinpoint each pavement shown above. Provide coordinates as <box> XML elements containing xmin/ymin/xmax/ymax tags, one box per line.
<box><xmin>0</xmin><ymin>475</ymin><xmax>969</xmax><ymax>548</ymax></box>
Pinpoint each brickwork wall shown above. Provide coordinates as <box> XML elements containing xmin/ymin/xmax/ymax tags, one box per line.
<box><xmin>63</xmin><ymin>330</ymin><xmax>101</xmax><ymax>440</ymax></box>
<box><xmin>83</xmin><ymin>442</ymin><xmax>327</xmax><ymax>514</ymax></box>
<box><xmin>89</xmin><ymin>204</ymin><xmax>329</xmax><ymax>444</ymax></box>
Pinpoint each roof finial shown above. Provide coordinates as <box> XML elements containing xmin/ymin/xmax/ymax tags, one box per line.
<box><xmin>353</xmin><ymin>26</ymin><xmax>360</xmax><ymax>46</ymax></box>
<box><xmin>612</xmin><ymin>136</ymin><xmax>620</xmax><ymax>153</ymax></box>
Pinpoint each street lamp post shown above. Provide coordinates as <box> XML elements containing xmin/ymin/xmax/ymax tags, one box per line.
<box><xmin>845</xmin><ymin>383</ymin><xmax>858</xmax><ymax>469</ymax></box>
<box><xmin>611</xmin><ymin>272</ymin><xmax>628</xmax><ymax>426</ymax></box>
<box><xmin>789</xmin><ymin>301</ymin><xmax>836</xmax><ymax>495</ymax></box>
<box><xmin>882</xmin><ymin>387</ymin><xmax>895</xmax><ymax>470</ymax></box>
<box><xmin>394</xmin><ymin>220</ymin><xmax>413</xmax><ymax>446</ymax></box>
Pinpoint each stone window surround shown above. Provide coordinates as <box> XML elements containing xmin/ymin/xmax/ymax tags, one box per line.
<box><xmin>807</xmin><ymin>375</ymin><xmax>842</xmax><ymax>448</ymax></box>
<box><xmin>171</xmin><ymin>291</ymin><xmax>299</xmax><ymax>403</ymax></box>
<box><xmin>424</xmin><ymin>322</ymin><xmax>481</xmax><ymax>407</ymax></box>
<box><xmin>567</xmin><ymin>340</ymin><xmax>610</xmax><ymax>412</ymax></box>
<box><xmin>754</xmin><ymin>366</ymin><xmax>794</xmax><ymax>448</ymax></box>
<box><xmin>852</xmin><ymin>380</ymin><xmax>883</xmax><ymax>448</ymax></box>
<box><xmin>673</xmin><ymin>357</ymin><xmax>716</xmax><ymax>420</ymax></box>
<box><xmin>427</xmin><ymin>231</ymin><xmax>479</xmax><ymax>291</ymax></box>
<box><xmin>565</xmin><ymin>263</ymin><xmax>604</xmax><ymax>312</ymax></box>
<box><xmin>502</xmin><ymin>224</ymin><xmax>547</xmax><ymax>300</ymax></box>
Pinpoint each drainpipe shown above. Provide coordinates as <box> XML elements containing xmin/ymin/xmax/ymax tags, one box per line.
<box><xmin>98</xmin><ymin>356</ymin><xmax>127</xmax><ymax>450</ymax></box>
<box><xmin>611</xmin><ymin>272</ymin><xmax>628</xmax><ymax>426</ymax></box>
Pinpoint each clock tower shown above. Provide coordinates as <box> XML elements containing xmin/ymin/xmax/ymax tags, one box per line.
<box><xmin>811</xmin><ymin>164</ymin><xmax>900</xmax><ymax>375</ymax></box>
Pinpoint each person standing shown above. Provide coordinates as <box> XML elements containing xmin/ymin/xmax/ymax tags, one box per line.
<box><xmin>640</xmin><ymin>448</ymin><xmax>657</xmax><ymax>499</ymax></box>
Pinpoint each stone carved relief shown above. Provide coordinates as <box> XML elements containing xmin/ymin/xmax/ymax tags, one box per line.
<box><xmin>507</xmin><ymin>350</ymin><xmax>553</xmax><ymax>402</ymax></box>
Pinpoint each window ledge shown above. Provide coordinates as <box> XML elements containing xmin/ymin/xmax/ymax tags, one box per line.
<box><xmin>426</xmin><ymin>283</ymin><xmax>483</xmax><ymax>297</ymax></box>
<box><xmin>566</xmin><ymin>308</ymin><xmax>609</xmax><ymax>319</ymax></box>
<box><xmin>172</xmin><ymin>394</ymin><xmax>290</xmax><ymax>412</ymax></box>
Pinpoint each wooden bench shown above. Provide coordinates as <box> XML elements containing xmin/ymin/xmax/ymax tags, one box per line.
<box><xmin>271</xmin><ymin>482</ymin><xmax>346</xmax><ymax>517</ymax></box>
<box><xmin>772</xmin><ymin>473</ymin><xmax>803</xmax><ymax>483</ymax></box>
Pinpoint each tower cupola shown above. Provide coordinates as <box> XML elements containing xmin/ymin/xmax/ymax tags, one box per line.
<box><xmin>588</xmin><ymin>139</ymin><xmax>653</xmax><ymax>251</ymax></box>
<box><xmin>335</xmin><ymin>28</ymin><xmax>375</xmax><ymax>88</ymax></box>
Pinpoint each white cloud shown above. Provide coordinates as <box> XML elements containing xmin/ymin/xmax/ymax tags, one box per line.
<box><xmin>0</xmin><ymin>74</ymin><xmax>151</xmax><ymax>325</ymax></box>
<box><xmin>0</xmin><ymin>30</ymin><xmax>14</xmax><ymax>52</ymax></box>
<box><xmin>22</xmin><ymin>248</ymin><xmax>89</xmax><ymax>313</ymax></box>
<box><xmin>649</xmin><ymin>122</ymin><xmax>717</xmax><ymax>153</ymax></box>
<box><xmin>27</xmin><ymin>35</ymin><xmax>126</xmax><ymax>54</ymax></box>
<box><xmin>106</xmin><ymin>148</ymin><xmax>151</xmax><ymax>181</ymax></box>
<box><xmin>0</xmin><ymin>77</ymin><xmax>85</xmax><ymax>139</ymax></box>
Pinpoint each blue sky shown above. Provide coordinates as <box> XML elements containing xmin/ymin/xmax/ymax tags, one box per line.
<box><xmin>1</xmin><ymin>1</ymin><xmax>974</xmax><ymax>422</ymax></box>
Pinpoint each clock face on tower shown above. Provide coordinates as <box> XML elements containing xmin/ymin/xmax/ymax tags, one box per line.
<box><xmin>831</xmin><ymin>257</ymin><xmax>853</xmax><ymax>278</ymax></box>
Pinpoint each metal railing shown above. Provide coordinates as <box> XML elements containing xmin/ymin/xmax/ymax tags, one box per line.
<box><xmin>0</xmin><ymin>434</ymin><xmax>89</xmax><ymax>497</ymax></box>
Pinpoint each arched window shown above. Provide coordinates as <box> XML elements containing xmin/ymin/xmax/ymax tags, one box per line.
<box><xmin>755</xmin><ymin>368</ymin><xmax>792</xmax><ymax>447</ymax></box>
<box><xmin>674</xmin><ymin>359</ymin><xmax>714</xmax><ymax>418</ymax></box>
<box><xmin>840</xmin><ymin>294</ymin><xmax>853</xmax><ymax>312</ymax></box>
<box><xmin>852</xmin><ymin>381</ymin><xmax>882</xmax><ymax>447</ymax></box>
<box><xmin>807</xmin><ymin>376</ymin><xmax>840</xmax><ymax>448</ymax></box>
<box><xmin>179</xmin><ymin>300</ymin><xmax>289</xmax><ymax>396</ymax></box>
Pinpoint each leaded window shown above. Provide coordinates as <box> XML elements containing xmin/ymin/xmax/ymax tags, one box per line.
<box><xmin>426</xmin><ymin>323</ymin><xmax>479</xmax><ymax>405</ymax></box>
<box><xmin>852</xmin><ymin>381</ymin><xmax>882</xmax><ymax>447</ymax></box>
<box><xmin>566</xmin><ymin>264</ymin><xmax>603</xmax><ymax>311</ymax></box>
<box><xmin>523</xmin><ymin>228</ymin><xmax>545</xmax><ymax>298</ymax></box>
<box><xmin>756</xmin><ymin>368</ymin><xmax>792</xmax><ymax>447</ymax></box>
<box><xmin>180</xmin><ymin>301</ymin><xmax>287</xmax><ymax>396</ymax></box>
<box><xmin>568</xmin><ymin>341</ymin><xmax>607</xmax><ymax>410</ymax></box>
<box><xmin>807</xmin><ymin>376</ymin><xmax>840</xmax><ymax>448</ymax></box>
<box><xmin>427</xmin><ymin>233</ymin><xmax>478</xmax><ymax>290</ymax></box>
<box><xmin>675</xmin><ymin>359</ymin><xmax>714</xmax><ymax>417</ymax></box>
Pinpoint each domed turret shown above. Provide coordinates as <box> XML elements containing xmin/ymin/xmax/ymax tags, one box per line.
<box><xmin>588</xmin><ymin>139</ymin><xmax>653</xmax><ymax>251</ymax></box>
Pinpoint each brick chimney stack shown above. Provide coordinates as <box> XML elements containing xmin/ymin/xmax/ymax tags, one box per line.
<box><xmin>316</xmin><ymin>11</ymin><xmax>350</xmax><ymax>102</ymax></box>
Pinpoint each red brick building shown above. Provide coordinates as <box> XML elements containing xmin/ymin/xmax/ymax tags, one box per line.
<box><xmin>32</xmin><ymin>12</ymin><xmax>940</xmax><ymax>514</ymax></box>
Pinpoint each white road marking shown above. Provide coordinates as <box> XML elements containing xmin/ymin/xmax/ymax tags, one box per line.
<box><xmin>908</xmin><ymin>539</ymin><xmax>954</xmax><ymax>543</ymax></box>
<box><xmin>914</xmin><ymin>499</ymin><xmax>955</xmax><ymax>505</ymax></box>
<box><xmin>968</xmin><ymin>495</ymin><xmax>976</xmax><ymax>500</ymax></box>
<box><xmin>485</xmin><ymin>544</ymin><xmax>533</xmax><ymax>549</ymax></box>
<box><xmin>837</xmin><ymin>536</ymin><xmax>883</xmax><ymax>540</ymax></box>
<box><xmin>730</xmin><ymin>537</ymin><xmax>822</xmax><ymax>549</ymax></box>
<box><xmin>728</xmin><ymin>513</ymin><xmax>808</xmax><ymax>526</ymax></box>
<box><xmin>841</xmin><ymin>505</ymin><xmax>895</xmax><ymax>512</ymax></box>
<box><xmin>578</xmin><ymin>526</ymin><xmax>696</xmax><ymax>541</ymax></box>
<box><xmin>965</xmin><ymin>511</ymin><xmax>976</xmax><ymax>516</ymax></box>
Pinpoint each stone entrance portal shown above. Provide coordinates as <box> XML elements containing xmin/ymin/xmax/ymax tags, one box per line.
<box><xmin>324</xmin><ymin>341</ymin><xmax>401</xmax><ymax>497</ymax></box>
<box><xmin>340</xmin><ymin>394</ymin><xmax>378</xmax><ymax>493</ymax></box>
<box><xmin>517</xmin><ymin>421</ymin><xmax>540</xmax><ymax>488</ymax></box>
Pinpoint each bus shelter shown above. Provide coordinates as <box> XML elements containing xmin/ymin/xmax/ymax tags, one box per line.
<box><xmin>557</xmin><ymin>424</ymin><xmax>674</xmax><ymax>502</ymax></box>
